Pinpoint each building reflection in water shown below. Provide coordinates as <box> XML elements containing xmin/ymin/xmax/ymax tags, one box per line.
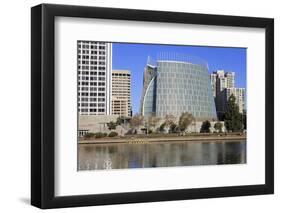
<box><xmin>78</xmin><ymin>140</ymin><xmax>246</xmax><ymax>171</ymax></box>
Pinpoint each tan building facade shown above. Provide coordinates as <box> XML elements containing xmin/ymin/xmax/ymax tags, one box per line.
<box><xmin>112</xmin><ymin>70</ymin><xmax>132</xmax><ymax>117</ymax></box>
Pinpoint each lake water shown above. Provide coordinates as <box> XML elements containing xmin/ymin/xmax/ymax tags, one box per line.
<box><xmin>78</xmin><ymin>140</ymin><xmax>246</xmax><ymax>171</ymax></box>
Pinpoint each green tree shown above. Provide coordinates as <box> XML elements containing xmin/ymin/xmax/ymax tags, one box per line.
<box><xmin>178</xmin><ymin>112</ymin><xmax>194</xmax><ymax>132</ymax></box>
<box><xmin>224</xmin><ymin>95</ymin><xmax>243</xmax><ymax>132</ymax></box>
<box><xmin>214</xmin><ymin>122</ymin><xmax>223</xmax><ymax>133</ymax></box>
<box><xmin>107</xmin><ymin>121</ymin><xmax>117</xmax><ymax>130</ymax></box>
<box><xmin>242</xmin><ymin>110</ymin><xmax>247</xmax><ymax>130</ymax></box>
<box><xmin>200</xmin><ymin>120</ymin><xmax>211</xmax><ymax>133</ymax></box>
<box><xmin>116</xmin><ymin>116</ymin><xmax>127</xmax><ymax>125</ymax></box>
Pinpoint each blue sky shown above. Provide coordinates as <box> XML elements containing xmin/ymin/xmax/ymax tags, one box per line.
<box><xmin>112</xmin><ymin>43</ymin><xmax>246</xmax><ymax>115</ymax></box>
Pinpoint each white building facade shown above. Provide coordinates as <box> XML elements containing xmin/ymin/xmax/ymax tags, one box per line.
<box><xmin>77</xmin><ymin>41</ymin><xmax>112</xmax><ymax>115</ymax></box>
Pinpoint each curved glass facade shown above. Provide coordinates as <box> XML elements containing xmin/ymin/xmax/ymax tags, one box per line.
<box><xmin>141</xmin><ymin>57</ymin><xmax>217</xmax><ymax>121</ymax></box>
<box><xmin>142</xmin><ymin>77</ymin><xmax>157</xmax><ymax>116</ymax></box>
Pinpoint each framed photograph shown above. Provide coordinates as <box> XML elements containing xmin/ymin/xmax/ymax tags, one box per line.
<box><xmin>31</xmin><ymin>3</ymin><xmax>274</xmax><ymax>209</ymax></box>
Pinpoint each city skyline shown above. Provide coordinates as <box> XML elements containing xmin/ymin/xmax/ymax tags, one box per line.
<box><xmin>112</xmin><ymin>43</ymin><xmax>246</xmax><ymax>115</ymax></box>
<box><xmin>77</xmin><ymin>41</ymin><xmax>247</xmax><ymax>171</ymax></box>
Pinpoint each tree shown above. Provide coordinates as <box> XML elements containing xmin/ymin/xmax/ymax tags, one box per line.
<box><xmin>169</xmin><ymin>123</ymin><xmax>177</xmax><ymax>133</ymax></box>
<box><xmin>242</xmin><ymin>110</ymin><xmax>247</xmax><ymax>130</ymax></box>
<box><xmin>178</xmin><ymin>112</ymin><xmax>194</xmax><ymax>132</ymax></box>
<box><xmin>130</xmin><ymin>114</ymin><xmax>144</xmax><ymax>132</ymax></box>
<box><xmin>116</xmin><ymin>117</ymin><xmax>123</xmax><ymax>125</ymax></box>
<box><xmin>147</xmin><ymin>115</ymin><xmax>161</xmax><ymax>130</ymax></box>
<box><xmin>164</xmin><ymin>114</ymin><xmax>176</xmax><ymax>127</ymax></box>
<box><xmin>214</xmin><ymin>122</ymin><xmax>223</xmax><ymax>133</ymax></box>
<box><xmin>200</xmin><ymin>120</ymin><xmax>211</xmax><ymax>133</ymax></box>
<box><xmin>159</xmin><ymin>122</ymin><xmax>166</xmax><ymax>132</ymax></box>
<box><xmin>224</xmin><ymin>95</ymin><xmax>243</xmax><ymax>132</ymax></box>
<box><xmin>116</xmin><ymin>116</ymin><xmax>127</xmax><ymax>125</ymax></box>
<box><xmin>107</xmin><ymin>121</ymin><xmax>117</xmax><ymax>130</ymax></box>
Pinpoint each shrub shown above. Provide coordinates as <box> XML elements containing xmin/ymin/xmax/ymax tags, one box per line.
<box><xmin>107</xmin><ymin>121</ymin><xmax>117</xmax><ymax>130</ymax></box>
<box><xmin>148</xmin><ymin>129</ymin><xmax>153</xmax><ymax>134</ymax></box>
<box><xmin>214</xmin><ymin>122</ymin><xmax>223</xmax><ymax>133</ymax></box>
<box><xmin>83</xmin><ymin>132</ymin><xmax>95</xmax><ymax>139</ymax></box>
<box><xmin>200</xmin><ymin>120</ymin><xmax>211</xmax><ymax>133</ymax></box>
<box><xmin>125</xmin><ymin>129</ymin><xmax>134</xmax><ymax>135</ymax></box>
<box><xmin>108</xmin><ymin>132</ymin><xmax>118</xmax><ymax>137</ymax></box>
<box><xmin>95</xmin><ymin>132</ymin><xmax>106</xmax><ymax>138</ymax></box>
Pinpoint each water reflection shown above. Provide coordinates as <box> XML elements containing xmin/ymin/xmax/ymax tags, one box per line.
<box><xmin>78</xmin><ymin>140</ymin><xmax>246</xmax><ymax>171</ymax></box>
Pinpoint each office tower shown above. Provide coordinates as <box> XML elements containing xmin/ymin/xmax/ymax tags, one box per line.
<box><xmin>77</xmin><ymin>41</ymin><xmax>112</xmax><ymax>115</ymax></box>
<box><xmin>112</xmin><ymin>70</ymin><xmax>132</xmax><ymax>117</ymax></box>
<box><xmin>139</xmin><ymin>57</ymin><xmax>157</xmax><ymax>115</ymax></box>
<box><xmin>212</xmin><ymin>70</ymin><xmax>235</xmax><ymax>94</ymax></box>
<box><xmin>141</xmin><ymin>53</ymin><xmax>217</xmax><ymax>121</ymax></box>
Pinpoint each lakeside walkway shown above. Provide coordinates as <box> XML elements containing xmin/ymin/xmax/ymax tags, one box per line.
<box><xmin>79</xmin><ymin>134</ymin><xmax>246</xmax><ymax>145</ymax></box>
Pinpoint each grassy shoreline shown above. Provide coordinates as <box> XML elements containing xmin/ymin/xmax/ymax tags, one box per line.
<box><xmin>79</xmin><ymin>134</ymin><xmax>246</xmax><ymax>145</ymax></box>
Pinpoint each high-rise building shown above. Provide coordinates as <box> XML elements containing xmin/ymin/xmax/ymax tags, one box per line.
<box><xmin>77</xmin><ymin>41</ymin><xmax>112</xmax><ymax>115</ymax></box>
<box><xmin>210</xmin><ymin>73</ymin><xmax>217</xmax><ymax>97</ymax></box>
<box><xmin>225</xmin><ymin>72</ymin><xmax>235</xmax><ymax>88</ymax></box>
<box><xmin>112</xmin><ymin>70</ymin><xmax>132</xmax><ymax>117</ymax></box>
<box><xmin>139</xmin><ymin>57</ymin><xmax>157</xmax><ymax>115</ymax></box>
<box><xmin>211</xmin><ymin>70</ymin><xmax>235</xmax><ymax>96</ymax></box>
<box><xmin>211</xmin><ymin>70</ymin><xmax>245</xmax><ymax>115</ymax></box>
<box><xmin>140</xmin><ymin>54</ymin><xmax>217</xmax><ymax>121</ymax></box>
<box><xmin>224</xmin><ymin>88</ymin><xmax>246</xmax><ymax>113</ymax></box>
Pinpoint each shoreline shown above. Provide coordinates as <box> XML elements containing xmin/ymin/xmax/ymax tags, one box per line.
<box><xmin>79</xmin><ymin>135</ymin><xmax>246</xmax><ymax>145</ymax></box>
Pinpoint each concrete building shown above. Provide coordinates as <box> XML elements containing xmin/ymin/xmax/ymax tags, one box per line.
<box><xmin>78</xmin><ymin>115</ymin><xmax>126</xmax><ymax>137</ymax></box>
<box><xmin>77</xmin><ymin>41</ymin><xmax>112</xmax><ymax>115</ymax></box>
<box><xmin>210</xmin><ymin>70</ymin><xmax>235</xmax><ymax>97</ymax></box>
<box><xmin>210</xmin><ymin>73</ymin><xmax>217</xmax><ymax>97</ymax></box>
<box><xmin>210</xmin><ymin>70</ymin><xmax>245</xmax><ymax>115</ymax></box>
<box><xmin>112</xmin><ymin>70</ymin><xmax>132</xmax><ymax>117</ymax></box>
<box><xmin>224</xmin><ymin>88</ymin><xmax>246</xmax><ymax>113</ymax></box>
<box><xmin>225</xmin><ymin>72</ymin><xmax>235</xmax><ymax>88</ymax></box>
<box><xmin>140</xmin><ymin>54</ymin><xmax>217</xmax><ymax>121</ymax></box>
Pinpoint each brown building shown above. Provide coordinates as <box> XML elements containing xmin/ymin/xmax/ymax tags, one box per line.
<box><xmin>112</xmin><ymin>70</ymin><xmax>132</xmax><ymax>117</ymax></box>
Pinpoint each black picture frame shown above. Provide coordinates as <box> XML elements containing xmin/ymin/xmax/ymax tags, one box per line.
<box><xmin>31</xmin><ymin>3</ymin><xmax>274</xmax><ymax>209</ymax></box>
